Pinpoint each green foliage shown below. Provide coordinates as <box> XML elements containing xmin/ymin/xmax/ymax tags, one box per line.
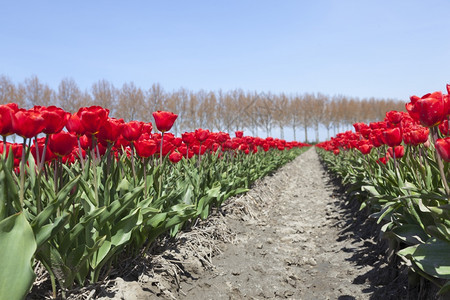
<box><xmin>318</xmin><ymin>145</ymin><xmax>450</xmax><ymax>296</ymax></box>
<box><xmin>0</xmin><ymin>213</ymin><xmax>37</xmax><ymax>300</ymax></box>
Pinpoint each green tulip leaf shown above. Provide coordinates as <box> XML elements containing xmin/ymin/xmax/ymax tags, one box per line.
<box><xmin>392</xmin><ymin>224</ymin><xmax>429</xmax><ymax>245</ymax></box>
<box><xmin>0</xmin><ymin>212</ymin><xmax>37</xmax><ymax>300</ymax></box>
<box><xmin>411</xmin><ymin>238</ymin><xmax>450</xmax><ymax>279</ymax></box>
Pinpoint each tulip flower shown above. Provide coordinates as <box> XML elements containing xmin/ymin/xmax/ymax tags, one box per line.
<box><xmin>409</xmin><ymin>91</ymin><xmax>447</xmax><ymax>127</ymax></box>
<box><xmin>182</xmin><ymin>132</ymin><xmax>196</xmax><ymax>145</ymax></box>
<box><xmin>383</xmin><ymin>127</ymin><xmax>402</xmax><ymax>147</ymax></box>
<box><xmin>195</xmin><ymin>128</ymin><xmax>210</xmax><ymax>142</ymax></box>
<box><xmin>12</xmin><ymin>109</ymin><xmax>46</xmax><ymax>139</ymax></box>
<box><xmin>98</xmin><ymin>118</ymin><xmax>124</xmax><ymax>145</ymax></box>
<box><xmin>48</xmin><ymin>131</ymin><xmax>77</xmax><ymax>157</ymax></box>
<box><xmin>410</xmin><ymin>128</ymin><xmax>429</xmax><ymax>146</ymax></box>
<box><xmin>78</xmin><ymin>106</ymin><xmax>109</xmax><ymax>136</ymax></box>
<box><xmin>169</xmin><ymin>151</ymin><xmax>183</xmax><ymax>163</ymax></box>
<box><xmin>66</xmin><ymin>113</ymin><xmax>86</xmax><ymax>137</ymax></box>
<box><xmin>0</xmin><ymin>103</ymin><xmax>18</xmax><ymax>137</ymax></box>
<box><xmin>235</xmin><ymin>131</ymin><xmax>244</xmax><ymax>138</ymax></box>
<box><xmin>439</xmin><ymin>120</ymin><xmax>450</xmax><ymax>136</ymax></box>
<box><xmin>357</xmin><ymin>143</ymin><xmax>373</xmax><ymax>155</ymax></box>
<box><xmin>385</xmin><ymin>110</ymin><xmax>403</xmax><ymax>125</ymax></box>
<box><xmin>388</xmin><ymin>146</ymin><xmax>405</xmax><ymax>159</ymax></box>
<box><xmin>134</xmin><ymin>139</ymin><xmax>157</xmax><ymax>158</ymax></box>
<box><xmin>377</xmin><ymin>156</ymin><xmax>389</xmax><ymax>165</ymax></box>
<box><xmin>435</xmin><ymin>138</ymin><xmax>450</xmax><ymax>162</ymax></box>
<box><xmin>38</xmin><ymin>106</ymin><xmax>70</xmax><ymax>135</ymax></box>
<box><xmin>122</xmin><ymin>120</ymin><xmax>143</xmax><ymax>142</ymax></box>
<box><xmin>152</xmin><ymin>111</ymin><xmax>178</xmax><ymax>133</ymax></box>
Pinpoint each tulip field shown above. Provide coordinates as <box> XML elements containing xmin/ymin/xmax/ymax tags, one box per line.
<box><xmin>2</xmin><ymin>85</ymin><xmax>450</xmax><ymax>299</ymax></box>
<box><xmin>0</xmin><ymin>103</ymin><xmax>310</xmax><ymax>299</ymax></box>
<box><xmin>317</xmin><ymin>86</ymin><xmax>450</xmax><ymax>297</ymax></box>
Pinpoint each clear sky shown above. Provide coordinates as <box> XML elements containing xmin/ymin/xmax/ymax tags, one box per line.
<box><xmin>1</xmin><ymin>0</ymin><xmax>450</xmax><ymax>102</ymax></box>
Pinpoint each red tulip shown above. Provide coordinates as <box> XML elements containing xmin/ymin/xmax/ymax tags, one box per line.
<box><xmin>435</xmin><ymin>138</ymin><xmax>450</xmax><ymax>162</ymax></box>
<box><xmin>369</xmin><ymin>133</ymin><xmax>382</xmax><ymax>148</ymax></box>
<box><xmin>182</xmin><ymin>132</ymin><xmax>196</xmax><ymax>145</ymax></box>
<box><xmin>377</xmin><ymin>156</ymin><xmax>389</xmax><ymax>165</ymax></box>
<box><xmin>78</xmin><ymin>106</ymin><xmax>109</xmax><ymax>135</ymax></box>
<box><xmin>152</xmin><ymin>111</ymin><xmax>178</xmax><ymax>132</ymax></box>
<box><xmin>178</xmin><ymin>144</ymin><xmax>194</xmax><ymax>159</ymax></box>
<box><xmin>142</xmin><ymin>122</ymin><xmax>153</xmax><ymax>134</ymax></box>
<box><xmin>235</xmin><ymin>131</ymin><xmax>244</xmax><ymax>138</ymax></box>
<box><xmin>98</xmin><ymin>118</ymin><xmax>124</xmax><ymax>145</ymax></box>
<box><xmin>122</xmin><ymin>120</ymin><xmax>143</xmax><ymax>142</ymax></box>
<box><xmin>79</xmin><ymin>134</ymin><xmax>92</xmax><ymax>151</ymax></box>
<box><xmin>192</xmin><ymin>144</ymin><xmax>207</xmax><ymax>155</ymax></box>
<box><xmin>439</xmin><ymin>120</ymin><xmax>450</xmax><ymax>136</ymax></box>
<box><xmin>357</xmin><ymin>142</ymin><xmax>373</xmax><ymax>155</ymax></box>
<box><xmin>388</xmin><ymin>146</ymin><xmax>405</xmax><ymax>159</ymax></box>
<box><xmin>383</xmin><ymin>127</ymin><xmax>402</xmax><ymax>147</ymax></box>
<box><xmin>31</xmin><ymin>139</ymin><xmax>55</xmax><ymax>162</ymax></box>
<box><xmin>134</xmin><ymin>139</ymin><xmax>157</xmax><ymax>158</ymax></box>
<box><xmin>385</xmin><ymin>111</ymin><xmax>403</xmax><ymax>125</ymax></box>
<box><xmin>217</xmin><ymin>132</ymin><xmax>230</xmax><ymax>143</ymax></box>
<box><xmin>0</xmin><ymin>103</ymin><xmax>18</xmax><ymax>136</ymax></box>
<box><xmin>195</xmin><ymin>128</ymin><xmax>210</xmax><ymax>142</ymax></box>
<box><xmin>414</xmin><ymin>92</ymin><xmax>447</xmax><ymax>127</ymax></box>
<box><xmin>410</xmin><ymin>128</ymin><xmax>429</xmax><ymax>145</ymax></box>
<box><xmin>66</xmin><ymin>113</ymin><xmax>86</xmax><ymax>136</ymax></box>
<box><xmin>172</xmin><ymin>137</ymin><xmax>182</xmax><ymax>147</ymax></box>
<box><xmin>115</xmin><ymin>135</ymin><xmax>130</xmax><ymax>149</ymax></box>
<box><xmin>48</xmin><ymin>131</ymin><xmax>77</xmax><ymax>157</ymax></box>
<box><xmin>12</xmin><ymin>109</ymin><xmax>46</xmax><ymax>138</ymax></box>
<box><xmin>37</xmin><ymin>106</ymin><xmax>69</xmax><ymax>134</ymax></box>
<box><xmin>169</xmin><ymin>151</ymin><xmax>183</xmax><ymax>163</ymax></box>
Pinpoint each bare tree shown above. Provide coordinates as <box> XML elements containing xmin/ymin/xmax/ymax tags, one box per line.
<box><xmin>117</xmin><ymin>82</ymin><xmax>145</xmax><ymax>121</ymax></box>
<box><xmin>23</xmin><ymin>75</ymin><xmax>55</xmax><ymax>107</ymax></box>
<box><xmin>91</xmin><ymin>79</ymin><xmax>117</xmax><ymax>115</ymax></box>
<box><xmin>0</xmin><ymin>75</ymin><xmax>26</xmax><ymax>107</ymax></box>
<box><xmin>57</xmin><ymin>77</ymin><xmax>82</xmax><ymax>113</ymax></box>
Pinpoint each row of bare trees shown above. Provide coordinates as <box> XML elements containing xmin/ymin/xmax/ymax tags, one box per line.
<box><xmin>0</xmin><ymin>75</ymin><xmax>405</xmax><ymax>142</ymax></box>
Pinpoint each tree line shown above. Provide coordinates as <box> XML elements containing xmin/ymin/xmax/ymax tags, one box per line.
<box><xmin>0</xmin><ymin>74</ymin><xmax>405</xmax><ymax>142</ymax></box>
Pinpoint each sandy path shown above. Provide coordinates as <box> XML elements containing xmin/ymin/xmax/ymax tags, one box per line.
<box><xmin>176</xmin><ymin>148</ymin><xmax>381</xmax><ymax>299</ymax></box>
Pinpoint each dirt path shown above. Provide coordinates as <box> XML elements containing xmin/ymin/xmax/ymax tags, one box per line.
<box><xmin>89</xmin><ymin>147</ymin><xmax>411</xmax><ymax>300</ymax></box>
<box><xmin>176</xmin><ymin>148</ymin><xmax>376</xmax><ymax>299</ymax></box>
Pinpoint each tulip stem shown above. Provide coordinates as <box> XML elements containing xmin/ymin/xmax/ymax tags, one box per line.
<box><xmin>91</xmin><ymin>136</ymin><xmax>100</xmax><ymax>206</ymax></box>
<box><xmin>34</xmin><ymin>135</ymin><xmax>41</xmax><ymax>169</ymax></box>
<box><xmin>2</xmin><ymin>136</ymin><xmax>6</xmax><ymax>159</ymax></box>
<box><xmin>160</xmin><ymin>132</ymin><xmax>164</xmax><ymax>166</ymax></box>
<box><xmin>432</xmin><ymin>127</ymin><xmax>450</xmax><ymax>199</ymax></box>
<box><xmin>143</xmin><ymin>158</ymin><xmax>147</xmax><ymax>198</ymax></box>
<box><xmin>39</xmin><ymin>135</ymin><xmax>49</xmax><ymax>171</ymax></box>
<box><xmin>19</xmin><ymin>137</ymin><xmax>27</xmax><ymax>210</ymax></box>
<box><xmin>77</xmin><ymin>137</ymin><xmax>85</xmax><ymax>169</ymax></box>
<box><xmin>198</xmin><ymin>142</ymin><xmax>202</xmax><ymax>167</ymax></box>
<box><xmin>392</xmin><ymin>146</ymin><xmax>398</xmax><ymax>174</ymax></box>
<box><xmin>130</xmin><ymin>143</ymin><xmax>137</xmax><ymax>185</ymax></box>
<box><xmin>53</xmin><ymin>158</ymin><xmax>58</xmax><ymax>195</ymax></box>
<box><xmin>159</xmin><ymin>132</ymin><xmax>164</xmax><ymax>198</ymax></box>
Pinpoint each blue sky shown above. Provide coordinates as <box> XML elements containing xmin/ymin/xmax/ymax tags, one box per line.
<box><xmin>1</xmin><ymin>0</ymin><xmax>450</xmax><ymax>101</ymax></box>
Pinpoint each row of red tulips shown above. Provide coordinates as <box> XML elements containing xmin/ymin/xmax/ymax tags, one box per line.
<box><xmin>0</xmin><ymin>104</ymin><xmax>309</xmax><ymax>170</ymax></box>
<box><xmin>317</xmin><ymin>86</ymin><xmax>450</xmax><ymax>163</ymax></box>
<box><xmin>317</xmin><ymin>85</ymin><xmax>450</xmax><ymax>296</ymax></box>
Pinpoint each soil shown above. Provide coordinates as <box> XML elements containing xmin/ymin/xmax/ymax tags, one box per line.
<box><xmin>29</xmin><ymin>148</ymin><xmax>441</xmax><ymax>300</ymax></box>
